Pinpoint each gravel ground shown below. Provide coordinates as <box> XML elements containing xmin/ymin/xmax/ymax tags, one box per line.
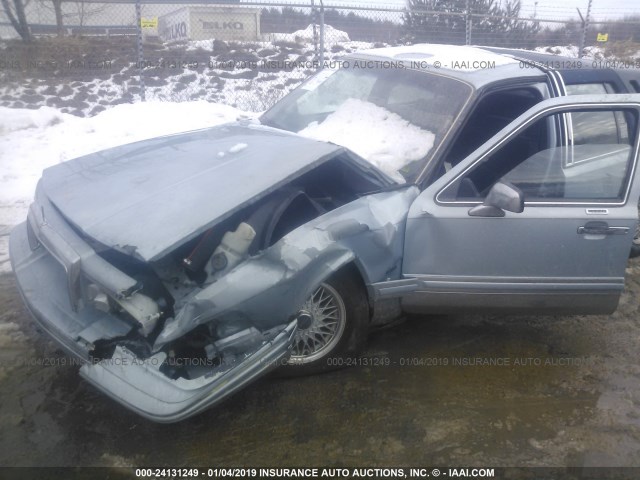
<box><xmin>1</xmin><ymin>259</ymin><xmax>640</xmax><ymax>470</ymax></box>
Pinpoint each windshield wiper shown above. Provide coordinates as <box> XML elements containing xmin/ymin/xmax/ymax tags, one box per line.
<box><xmin>258</xmin><ymin>115</ymin><xmax>284</xmax><ymax>130</ymax></box>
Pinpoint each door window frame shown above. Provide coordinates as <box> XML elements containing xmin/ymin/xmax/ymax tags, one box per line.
<box><xmin>435</xmin><ymin>100</ymin><xmax>640</xmax><ymax>208</ymax></box>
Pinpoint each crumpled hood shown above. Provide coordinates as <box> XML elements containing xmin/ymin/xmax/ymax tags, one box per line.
<box><xmin>40</xmin><ymin>123</ymin><xmax>343</xmax><ymax>261</ymax></box>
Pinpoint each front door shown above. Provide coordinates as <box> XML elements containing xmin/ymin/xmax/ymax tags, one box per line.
<box><xmin>402</xmin><ymin>94</ymin><xmax>640</xmax><ymax>314</ymax></box>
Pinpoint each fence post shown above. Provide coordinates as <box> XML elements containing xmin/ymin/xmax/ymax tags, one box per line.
<box><xmin>465</xmin><ymin>0</ymin><xmax>472</xmax><ymax>45</ymax></box>
<box><xmin>135</xmin><ymin>0</ymin><xmax>146</xmax><ymax>102</ymax></box>
<box><xmin>310</xmin><ymin>0</ymin><xmax>317</xmax><ymax>58</ymax></box>
<box><xmin>578</xmin><ymin>0</ymin><xmax>593</xmax><ymax>58</ymax></box>
<box><xmin>319</xmin><ymin>0</ymin><xmax>325</xmax><ymax>68</ymax></box>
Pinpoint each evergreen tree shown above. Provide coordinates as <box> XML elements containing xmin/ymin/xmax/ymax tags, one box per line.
<box><xmin>404</xmin><ymin>0</ymin><xmax>539</xmax><ymax>48</ymax></box>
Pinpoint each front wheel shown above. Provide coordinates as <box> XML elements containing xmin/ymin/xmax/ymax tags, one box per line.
<box><xmin>631</xmin><ymin>206</ymin><xmax>640</xmax><ymax>258</ymax></box>
<box><xmin>281</xmin><ymin>269</ymin><xmax>368</xmax><ymax>376</ymax></box>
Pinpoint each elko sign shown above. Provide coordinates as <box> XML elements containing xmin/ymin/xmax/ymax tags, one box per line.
<box><xmin>201</xmin><ymin>21</ymin><xmax>244</xmax><ymax>31</ymax></box>
<box><xmin>158</xmin><ymin>7</ymin><xmax>261</xmax><ymax>42</ymax></box>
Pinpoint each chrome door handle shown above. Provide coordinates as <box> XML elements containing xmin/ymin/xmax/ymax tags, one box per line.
<box><xmin>578</xmin><ymin>221</ymin><xmax>629</xmax><ymax>235</ymax></box>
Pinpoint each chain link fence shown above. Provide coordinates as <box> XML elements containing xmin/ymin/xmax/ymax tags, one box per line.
<box><xmin>1</xmin><ymin>1</ymin><xmax>640</xmax><ymax>116</ymax></box>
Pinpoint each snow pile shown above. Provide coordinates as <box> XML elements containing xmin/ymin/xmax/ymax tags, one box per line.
<box><xmin>298</xmin><ymin>98</ymin><xmax>435</xmax><ymax>182</ymax></box>
<box><xmin>535</xmin><ymin>45</ymin><xmax>582</xmax><ymax>57</ymax></box>
<box><xmin>64</xmin><ymin>101</ymin><xmax>245</xmax><ymax>153</ymax></box>
<box><xmin>294</xmin><ymin>24</ymin><xmax>350</xmax><ymax>43</ymax></box>
<box><xmin>0</xmin><ymin>101</ymin><xmax>247</xmax><ymax>273</ymax></box>
<box><xmin>185</xmin><ymin>39</ymin><xmax>217</xmax><ymax>51</ymax></box>
<box><xmin>0</xmin><ymin>101</ymin><xmax>244</xmax><ymax>208</ymax></box>
<box><xmin>534</xmin><ymin>45</ymin><xmax>612</xmax><ymax>59</ymax></box>
<box><xmin>228</xmin><ymin>143</ymin><xmax>248</xmax><ymax>153</ymax></box>
<box><xmin>269</xmin><ymin>24</ymin><xmax>350</xmax><ymax>44</ymax></box>
<box><xmin>0</xmin><ymin>106</ymin><xmax>70</xmax><ymax>136</ymax></box>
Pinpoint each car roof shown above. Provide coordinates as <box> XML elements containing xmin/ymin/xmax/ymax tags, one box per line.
<box><xmin>480</xmin><ymin>46</ymin><xmax>640</xmax><ymax>88</ymax></box>
<box><xmin>351</xmin><ymin>43</ymin><xmax>548</xmax><ymax>88</ymax></box>
<box><xmin>478</xmin><ymin>46</ymin><xmax>578</xmax><ymax>65</ymax></box>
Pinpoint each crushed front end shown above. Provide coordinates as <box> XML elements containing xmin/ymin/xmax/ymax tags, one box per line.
<box><xmin>9</xmin><ymin>183</ymin><xmax>297</xmax><ymax>423</ymax></box>
<box><xmin>9</xmin><ymin>123</ymin><xmax>408</xmax><ymax>422</ymax></box>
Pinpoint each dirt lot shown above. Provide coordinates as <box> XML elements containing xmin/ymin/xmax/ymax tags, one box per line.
<box><xmin>1</xmin><ymin>259</ymin><xmax>640</xmax><ymax>470</ymax></box>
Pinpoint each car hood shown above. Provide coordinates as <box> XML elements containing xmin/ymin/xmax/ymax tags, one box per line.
<box><xmin>40</xmin><ymin>123</ymin><xmax>344</xmax><ymax>262</ymax></box>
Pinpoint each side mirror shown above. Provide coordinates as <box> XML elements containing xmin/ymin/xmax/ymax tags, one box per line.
<box><xmin>468</xmin><ymin>181</ymin><xmax>524</xmax><ymax>217</ymax></box>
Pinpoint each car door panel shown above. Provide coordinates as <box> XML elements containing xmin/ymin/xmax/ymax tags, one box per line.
<box><xmin>401</xmin><ymin>94</ymin><xmax>640</xmax><ymax>315</ymax></box>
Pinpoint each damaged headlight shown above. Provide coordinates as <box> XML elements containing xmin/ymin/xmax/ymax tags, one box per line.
<box><xmin>87</xmin><ymin>283</ymin><xmax>161</xmax><ymax>336</ymax></box>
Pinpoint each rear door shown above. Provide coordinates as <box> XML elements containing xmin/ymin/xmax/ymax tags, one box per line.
<box><xmin>401</xmin><ymin>94</ymin><xmax>640</xmax><ymax>315</ymax></box>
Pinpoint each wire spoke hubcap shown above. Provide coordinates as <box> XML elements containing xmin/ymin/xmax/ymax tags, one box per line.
<box><xmin>289</xmin><ymin>282</ymin><xmax>346</xmax><ymax>364</ymax></box>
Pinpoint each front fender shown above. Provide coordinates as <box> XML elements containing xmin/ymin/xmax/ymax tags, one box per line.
<box><xmin>154</xmin><ymin>186</ymin><xmax>419</xmax><ymax>350</ymax></box>
<box><xmin>155</xmin><ymin>232</ymin><xmax>356</xmax><ymax>350</ymax></box>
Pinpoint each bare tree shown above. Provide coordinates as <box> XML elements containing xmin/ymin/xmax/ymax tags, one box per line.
<box><xmin>1</xmin><ymin>0</ymin><xmax>32</xmax><ymax>42</ymax></box>
<box><xmin>51</xmin><ymin>0</ymin><xmax>63</xmax><ymax>36</ymax></box>
<box><xmin>34</xmin><ymin>1</ymin><xmax>111</xmax><ymax>36</ymax></box>
<box><xmin>32</xmin><ymin>0</ymin><xmax>64</xmax><ymax>36</ymax></box>
<box><xmin>74</xmin><ymin>1</ymin><xmax>109</xmax><ymax>28</ymax></box>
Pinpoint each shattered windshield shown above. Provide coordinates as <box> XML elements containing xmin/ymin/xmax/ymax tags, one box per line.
<box><xmin>260</xmin><ymin>62</ymin><xmax>472</xmax><ymax>183</ymax></box>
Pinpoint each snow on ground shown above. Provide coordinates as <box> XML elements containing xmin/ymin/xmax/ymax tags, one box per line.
<box><xmin>535</xmin><ymin>45</ymin><xmax>585</xmax><ymax>58</ymax></box>
<box><xmin>0</xmin><ymin>33</ymin><xmax>379</xmax><ymax>117</ymax></box>
<box><xmin>0</xmin><ymin>107</ymin><xmax>69</xmax><ymax>136</ymax></box>
<box><xmin>533</xmin><ymin>45</ymin><xmax>620</xmax><ymax>59</ymax></box>
<box><xmin>0</xmin><ymin>101</ymin><xmax>247</xmax><ymax>273</ymax></box>
<box><xmin>298</xmin><ymin>98</ymin><xmax>435</xmax><ymax>182</ymax></box>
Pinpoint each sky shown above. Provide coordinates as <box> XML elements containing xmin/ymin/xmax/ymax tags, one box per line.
<box><xmin>324</xmin><ymin>0</ymin><xmax>640</xmax><ymax>20</ymax></box>
<box><xmin>511</xmin><ymin>0</ymin><xmax>639</xmax><ymax>19</ymax></box>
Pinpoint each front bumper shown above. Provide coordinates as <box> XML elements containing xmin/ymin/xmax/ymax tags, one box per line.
<box><xmin>10</xmin><ymin>221</ymin><xmax>297</xmax><ymax>422</ymax></box>
<box><xmin>10</xmin><ymin>222</ymin><xmax>133</xmax><ymax>360</ymax></box>
<box><xmin>81</xmin><ymin>321</ymin><xmax>296</xmax><ymax>423</ymax></box>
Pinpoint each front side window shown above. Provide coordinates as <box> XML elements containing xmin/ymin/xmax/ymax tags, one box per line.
<box><xmin>439</xmin><ymin>108</ymin><xmax>636</xmax><ymax>204</ymax></box>
<box><xmin>260</xmin><ymin>64</ymin><xmax>472</xmax><ymax>183</ymax></box>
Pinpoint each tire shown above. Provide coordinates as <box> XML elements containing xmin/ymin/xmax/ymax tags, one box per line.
<box><xmin>631</xmin><ymin>206</ymin><xmax>640</xmax><ymax>258</ymax></box>
<box><xmin>280</xmin><ymin>268</ymin><xmax>369</xmax><ymax>377</ymax></box>
<box><xmin>631</xmin><ymin>222</ymin><xmax>640</xmax><ymax>258</ymax></box>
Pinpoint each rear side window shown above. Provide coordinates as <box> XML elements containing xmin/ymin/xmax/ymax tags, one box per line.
<box><xmin>565</xmin><ymin>83</ymin><xmax>628</xmax><ymax>144</ymax></box>
<box><xmin>565</xmin><ymin>83</ymin><xmax>608</xmax><ymax>94</ymax></box>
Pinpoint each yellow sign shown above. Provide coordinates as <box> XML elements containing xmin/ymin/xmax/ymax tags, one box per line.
<box><xmin>597</xmin><ymin>33</ymin><xmax>609</xmax><ymax>42</ymax></box>
<box><xmin>141</xmin><ymin>17</ymin><xmax>158</xmax><ymax>28</ymax></box>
